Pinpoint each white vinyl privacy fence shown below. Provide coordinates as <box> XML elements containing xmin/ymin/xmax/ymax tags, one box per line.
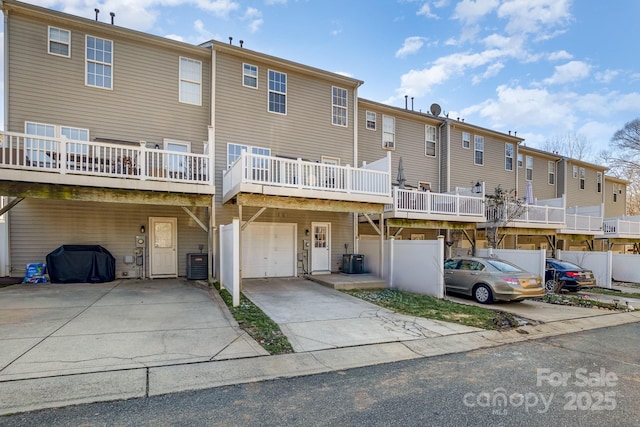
<box><xmin>359</xmin><ymin>237</ymin><xmax>444</xmax><ymax>298</ymax></box>
<box><xmin>220</xmin><ymin>219</ymin><xmax>240</xmax><ymax>306</ymax></box>
<box><xmin>476</xmin><ymin>248</ymin><xmax>546</xmax><ymax>279</ymax></box>
<box><xmin>557</xmin><ymin>250</ymin><xmax>612</xmax><ymax>288</ymax></box>
<box><xmin>611</xmin><ymin>253</ymin><xmax>640</xmax><ymax>283</ymax></box>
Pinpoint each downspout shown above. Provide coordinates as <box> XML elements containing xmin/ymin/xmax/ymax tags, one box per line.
<box><xmin>3</xmin><ymin>4</ymin><xmax>8</xmax><ymax>131</ymax></box>
<box><xmin>209</xmin><ymin>47</ymin><xmax>217</xmax><ymax>282</ymax></box>
<box><xmin>438</xmin><ymin>119</ymin><xmax>446</xmax><ymax>192</ymax></box>
<box><xmin>353</xmin><ymin>87</ymin><xmax>359</xmax><ymax>254</ymax></box>
<box><xmin>445</xmin><ymin>120</ymin><xmax>451</xmax><ymax>192</ymax></box>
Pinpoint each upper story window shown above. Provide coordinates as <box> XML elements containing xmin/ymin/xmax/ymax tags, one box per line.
<box><xmin>505</xmin><ymin>143</ymin><xmax>513</xmax><ymax>171</ymax></box>
<box><xmin>548</xmin><ymin>161</ymin><xmax>555</xmax><ymax>185</ymax></box>
<box><xmin>268</xmin><ymin>70</ymin><xmax>287</xmax><ymax>114</ymax></box>
<box><xmin>382</xmin><ymin>115</ymin><xmax>395</xmax><ymax>150</ymax></box>
<box><xmin>579</xmin><ymin>167</ymin><xmax>586</xmax><ymax>189</ymax></box>
<box><xmin>227</xmin><ymin>143</ymin><xmax>271</xmax><ymax>169</ymax></box>
<box><xmin>425</xmin><ymin>125</ymin><xmax>436</xmax><ymax>157</ymax></box>
<box><xmin>613</xmin><ymin>184</ymin><xmax>619</xmax><ymax>202</ymax></box>
<box><xmin>474</xmin><ymin>135</ymin><xmax>484</xmax><ymax>165</ymax></box>
<box><xmin>525</xmin><ymin>156</ymin><xmax>533</xmax><ymax>181</ymax></box>
<box><xmin>243</xmin><ymin>63</ymin><xmax>258</xmax><ymax>88</ymax></box>
<box><xmin>332</xmin><ymin>87</ymin><xmax>348</xmax><ymax>127</ymax></box>
<box><xmin>597</xmin><ymin>172</ymin><xmax>602</xmax><ymax>193</ymax></box>
<box><xmin>179</xmin><ymin>57</ymin><xmax>202</xmax><ymax>105</ymax></box>
<box><xmin>572</xmin><ymin>165</ymin><xmax>578</xmax><ymax>178</ymax></box>
<box><xmin>366</xmin><ymin>111</ymin><xmax>376</xmax><ymax>130</ymax></box>
<box><xmin>48</xmin><ymin>27</ymin><xmax>70</xmax><ymax>57</ymax></box>
<box><xmin>517</xmin><ymin>153</ymin><xmax>523</xmax><ymax>168</ymax></box>
<box><xmin>86</xmin><ymin>35</ymin><xmax>112</xmax><ymax>89</ymax></box>
<box><xmin>462</xmin><ymin>132</ymin><xmax>471</xmax><ymax>149</ymax></box>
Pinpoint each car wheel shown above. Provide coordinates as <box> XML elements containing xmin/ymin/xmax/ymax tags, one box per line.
<box><xmin>545</xmin><ymin>279</ymin><xmax>558</xmax><ymax>294</ymax></box>
<box><xmin>473</xmin><ymin>284</ymin><xmax>493</xmax><ymax>304</ymax></box>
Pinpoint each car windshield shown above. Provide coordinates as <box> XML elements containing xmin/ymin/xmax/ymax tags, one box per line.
<box><xmin>486</xmin><ymin>259</ymin><xmax>523</xmax><ymax>272</ymax></box>
<box><xmin>550</xmin><ymin>260</ymin><xmax>583</xmax><ymax>270</ymax></box>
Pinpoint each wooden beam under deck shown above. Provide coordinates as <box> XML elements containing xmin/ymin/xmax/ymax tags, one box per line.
<box><xmin>0</xmin><ymin>181</ymin><xmax>212</xmax><ymax>207</ymax></box>
<box><xmin>385</xmin><ymin>218</ymin><xmax>477</xmax><ymax>230</ymax></box>
<box><xmin>235</xmin><ymin>193</ymin><xmax>383</xmax><ymax>214</ymax></box>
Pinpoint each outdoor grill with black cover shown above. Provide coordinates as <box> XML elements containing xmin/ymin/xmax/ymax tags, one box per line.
<box><xmin>46</xmin><ymin>245</ymin><xmax>116</xmax><ymax>283</ymax></box>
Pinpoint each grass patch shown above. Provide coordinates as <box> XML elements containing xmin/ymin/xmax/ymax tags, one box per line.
<box><xmin>541</xmin><ymin>293</ymin><xmax>629</xmax><ymax>310</ymax></box>
<box><xmin>585</xmin><ymin>288</ymin><xmax>640</xmax><ymax>300</ymax></box>
<box><xmin>343</xmin><ymin>288</ymin><xmax>519</xmax><ymax>330</ymax></box>
<box><xmin>215</xmin><ymin>284</ymin><xmax>293</xmax><ymax>355</ymax></box>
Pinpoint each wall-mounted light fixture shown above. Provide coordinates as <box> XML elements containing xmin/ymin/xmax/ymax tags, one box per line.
<box><xmin>305</xmin><ymin>229</ymin><xmax>310</xmax><ymax>236</ymax></box>
<box><xmin>140</xmin><ymin>225</ymin><xmax>146</xmax><ymax>234</ymax></box>
<box><xmin>473</xmin><ymin>181</ymin><xmax>483</xmax><ymax>194</ymax></box>
<box><xmin>155</xmin><ymin>144</ymin><xmax>160</xmax><ymax>149</ymax></box>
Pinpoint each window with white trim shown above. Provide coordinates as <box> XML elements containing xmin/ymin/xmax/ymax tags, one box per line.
<box><xmin>86</xmin><ymin>35</ymin><xmax>112</xmax><ymax>89</ymax></box>
<box><xmin>226</xmin><ymin>143</ymin><xmax>271</xmax><ymax>169</ymax></box>
<box><xmin>179</xmin><ymin>57</ymin><xmax>202</xmax><ymax>105</ymax></box>
<box><xmin>579</xmin><ymin>167</ymin><xmax>585</xmax><ymax>189</ymax></box>
<box><xmin>517</xmin><ymin>153</ymin><xmax>523</xmax><ymax>168</ymax></box>
<box><xmin>268</xmin><ymin>70</ymin><xmax>286</xmax><ymax>114</ymax></box>
<box><xmin>462</xmin><ymin>132</ymin><xmax>471</xmax><ymax>149</ymax></box>
<box><xmin>613</xmin><ymin>184</ymin><xmax>619</xmax><ymax>202</ymax></box>
<box><xmin>425</xmin><ymin>125</ymin><xmax>436</xmax><ymax>157</ymax></box>
<box><xmin>48</xmin><ymin>26</ymin><xmax>70</xmax><ymax>57</ymax></box>
<box><xmin>366</xmin><ymin>111</ymin><xmax>376</xmax><ymax>130</ymax></box>
<box><xmin>332</xmin><ymin>87</ymin><xmax>348</xmax><ymax>127</ymax></box>
<box><xmin>548</xmin><ymin>161</ymin><xmax>555</xmax><ymax>185</ymax></box>
<box><xmin>243</xmin><ymin>63</ymin><xmax>258</xmax><ymax>88</ymax></box>
<box><xmin>505</xmin><ymin>143</ymin><xmax>513</xmax><ymax>171</ymax></box>
<box><xmin>572</xmin><ymin>165</ymin><xmax>578</xmax><ymax>178</ymax></box>
<box><xmin>164</xmin><ymin>139</ymin><xmax>191</xmax><ymax>178</ymax></box>
<box><xmin>382</xmin><ymin>115</ymin><xmax>395</xmax><ymax>150</ymax></box>
<box><xmin>474</xmin><ymin>135</ymin><xmax>484</xmax><ymax>165</ymax></box>
<box><xmin>25</xmin><ymin>122</ymin><xmax>89</xmax><ymax>167</ymax></box>
<box><xmin>525</xmin><ymin>156</ymin><xmax>533</xmax><ymax>181</ymax></box>
<box><xmin>596</xmin><ymin>172</ymin><xmax>602</xmax><ymax>193</ymax></box>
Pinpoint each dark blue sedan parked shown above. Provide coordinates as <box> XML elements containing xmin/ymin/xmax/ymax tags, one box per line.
<box><xmin>545</xmin><ymin>258</ymin><xmax>597</xmax><ymax>293</ymax></box>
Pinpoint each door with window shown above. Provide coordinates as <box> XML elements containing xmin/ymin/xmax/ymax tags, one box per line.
<box><xmin>150</xmin><ymin>217</ymin><xmax>178</xmax><ymax>278</ymax></box>
<box><xmin>165</xmin><ymin>140</ymin><xmax>190</xmax><ymax>179</ymax></box>
<box><xmin>311</xmin><ymin>222</ymin><xmax>331</xmax><ymax>274</ymax></box>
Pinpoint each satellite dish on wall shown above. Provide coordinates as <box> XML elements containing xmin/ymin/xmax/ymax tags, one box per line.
<box><xmin>430</xmin><ymin>103</ymin><xmax>442</xmax><ymax>116</ymax></box>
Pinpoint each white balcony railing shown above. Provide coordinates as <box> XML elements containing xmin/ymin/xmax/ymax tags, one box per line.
<box><xmin>603</xmin><ymin>217</ymin><xmax>640</xmax><ymax>237</ymax></box>
<box><xmin>565</xmin><ymin>213</ymin><xmax>603</xmax><ymax>232</ymax></box>
<box><xmin>385</xmin><ymin>188</ymin><xmax>485</xmax><ymax>217</ymax></box>
<box><xmin>0</xmin><ymin>131</ymin><xmax>212</xmax><ymax>185</ymax></box>
<box><xmin>222</xmin><ymin>151</ymin><xmax>391</xmax><ymax>199</ymax></box>
<box><xmin>487</xmin><ymin>202</ymin><xmax>565</xmax><ymax>225</ymax></box>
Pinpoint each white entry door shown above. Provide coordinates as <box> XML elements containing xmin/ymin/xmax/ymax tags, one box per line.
<box><xmin>150</xmin><ymin>217</ymin><xmax>178</xmax><ymax>278</ymax></box>
<box><xmin>311</xmin><ymin>222</ymin><xmax>331</xmax><ymax>274</ymax></box>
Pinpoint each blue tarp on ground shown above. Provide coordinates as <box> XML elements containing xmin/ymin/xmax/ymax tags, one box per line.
<box><xmin>46</xmin><ymin>245</ymin><xmax>115</xmax><ymax>283</ymax></box>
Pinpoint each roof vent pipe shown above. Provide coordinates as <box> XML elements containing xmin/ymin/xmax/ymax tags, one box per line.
<box><xmin>110</xmin><ymin>12</ymin><xmax>115</xmax><ymax>24</ymax></box>
<box><xmin>411</xmin><ymin>97</ymin><xmax>414</xmax><ymax>111</ymax></box>
<box><xmin>239</xmin><ymin>40</ymin><xmax>244</xmax><ymax>47</ymax></box>
<box><xmin>94</xmin><ymin>8</ymin><xmax>99</xmax><ymax>21</ymax></box>
<box><xmin>228</xmin><ymin>36</ymin><xmax>233</xmax><ymax>45</ymax></box>
<box><xmin>404</xmin><ymin>95</ymin><xmax>408</xmax><ymax>109</ymax></box>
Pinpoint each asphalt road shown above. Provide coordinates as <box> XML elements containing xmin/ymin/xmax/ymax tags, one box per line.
<box><xmin>2</xmin><ymin>323</ymin><xmax>639</xmax><ymax>427</ymax></box>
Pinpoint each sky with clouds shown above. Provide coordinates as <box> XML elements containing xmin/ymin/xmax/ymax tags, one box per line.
<box><xmin>2</xmin><ymin>0</ymin><xmax>639</xmax><ymax>158</ymax></box>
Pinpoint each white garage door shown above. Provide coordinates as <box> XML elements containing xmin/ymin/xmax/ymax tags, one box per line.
<box><xmin>242</xmin><ymin>222</ymin><xmax>297</xmax><ymax>278</ymax></box>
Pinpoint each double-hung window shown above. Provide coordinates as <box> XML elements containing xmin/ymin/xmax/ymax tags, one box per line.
<box><xmin>548</xmin><ymin>161</ymin><xmax>555</xmax><ymax>185</ymax></box>
<box><xmin>243</xmin><ymin>63</ymin><xmax>258</xmax><ymax>88</ymax></box>
<box><xmin>597</xmin><ymin>172</ymin><xmax>602</xmax><ymax>193</ymax></box>
<box><xmin>382</xmin><ymin>115</ymin><xmax>395</xmax><ymax>149</ymax></box>
<box><xmin>425</xmin><ymin>125</ymin><xmax>436</xmax><ymax>157</ymax></box>
<box><xmin>579</xmin><ymin>167</ymin><xmax>586</xmax><ymax>189</ymax></box>
<box><xmin>613</xmin><ymin>184</ymin><xmax>619</xmax><ymax>202</ymax></box>
<box><xmin>25</xmin><ymin>122</ymin><xmax>89</xmax><ymax>169</ymax></box>
<box><xmin>332</xmin><ymin>87</ymin><xmax>348</xmax><ymax>127</ymax></box>
<box><xmin>517</xmin><ymin>153</ymin><xmax>523</xmax><ymax>168</ymax></box>
<box><xmin>505</xmin><ymin>143</ymin><xmax>513</xmax><ymax>171</ymax></box>
<box><xmin>366</xmin><ymin>111</ymin><xmax>376</xmax><ymax>130</ymax></box>
<box><xmin>526</xmin><ymin>156</ymin><xmax>533</xmax><ymax>181</ymax></box>
<box><xmin>572</xmin><ymin>165</ymin><xmax>578</xmax><ymax>178</ymax></box>
<box><xmin>462</xmin><ymin>132</ymin><xmax>471</xmax><ymax>149</ymax></box>
<box><xmin>227</xmin><ymin>143</ymin><xmax>271</xmax><ymax>168</ymax></box>
<box><xmin>268</xmin><ymin>70</ymin><xmax>287</xmax><ymax>114</ymax></box>
<box><xmin>49</xmin><ymin>27</ymin><xmax>70</xmax><ymax>57</ymax></box>
<box><xmin>86</xmin><ymin>35</ymin><xmax>112</xmax><ymax>89</ymax></box>
<box><xmin>179</xmin><ymin>57</ymin><xmax>202</xmax><ymax>105</ymax></box>
<box><xmin>474</xmin><ymin>135</ymin><xmax>484</xmax><ymax>165</ymax></box>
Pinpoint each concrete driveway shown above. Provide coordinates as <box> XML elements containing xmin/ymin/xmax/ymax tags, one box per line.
<box><xmin>242</xmin><ymin>278</ymin><xmax>481</xmax><ymax>352</ymax></box>
<box><xmin>0</xmin><ymin>279</ymin><xmax>267</xmax><ymax>381</ymax></box>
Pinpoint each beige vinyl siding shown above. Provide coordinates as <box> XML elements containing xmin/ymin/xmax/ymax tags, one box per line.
<box><xmin>563</xmin><ymin>161</ymin><xmax>605</xmax><ymax>208</ymax></box>
<box><xmin>8</xmin><ymin>199</ymin><xmax>208</xmax><ymax>278</ymax></box>
<box><xmin>7</xmin><ymin>15</ymin><xmax>210</xmax><ymax>150</ymax></box>
<box><xmin>357</xmin><ymin>107</ymin><xmax>440</xmax><ymax>190</ymax></box>
<box><xmin>448</xmin><ymin>125</ymin><xmax>517</xmax><ymax>194</ymax></box>
<box><xmin>517</xmin><ymin>151</ymin><xmax>558</xmax><ymax>201</ymax></box>
<box><xmin>605</xmin><ymin>177</ymin><xmax>627</xmax><ymax>217</ymax></box>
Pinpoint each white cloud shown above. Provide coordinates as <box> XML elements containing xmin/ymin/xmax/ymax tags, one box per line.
<box><xmin>417</xmin><ymin>3</ymin><xmax>438</xmax><ymax>19</ymax></box>
<box><xmin>543</xmin><ymin>61</ymin><xmax>591</xmax><ymax>85</ymax></box>
<box><xmin>395</xmin><ymin>36</ymin><xmax>426</xmax><ymax>58</ymax></box>
<box><xmin>331</xmin><ymin>29</ymin><xmax>343</xmax><ymax>36</ymax></box>
<box><xmin>548</xmin><ymin>50</ymin><xmax>573</xmax><ymax>61</ymax></box>
<box><xmin>471</xmin><ymin>62</ymin><xmax>504</xmax><ymax>84</ymax></box>
<box><xmin>595</xmin><ymin>69</ymin><xmax>620</xmax><ymax>84</ymax></box>
<box><xmin>453</xmin><ymin>0</ymin><xmax>499</xmax><ymax>24</ymax></box>
<box><xmin>497</xmin><ymin>0</ymin><xmax>572</xmax><ymax>36</ymax></box>
<box><xmin>265</xmin><ymin>0</ymin><xmax>286</xmax><ymax>4</ymax></box>
<box><xmin>242</xmin><ymin>7</ymin><xmax>263</xmax><ymax>33</ymax></box>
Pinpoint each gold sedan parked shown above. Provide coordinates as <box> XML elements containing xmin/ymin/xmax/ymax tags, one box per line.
<box><xmin>444</xmin><ymin>256</ymin><xmax>544</xmax><ymax>303</ymax></box>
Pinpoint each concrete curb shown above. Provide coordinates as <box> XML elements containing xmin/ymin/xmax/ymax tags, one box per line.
<box><xmin>1</xmin><ymin>310</ymin><xmax>638</xmax><ymax>416</ymax></box>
